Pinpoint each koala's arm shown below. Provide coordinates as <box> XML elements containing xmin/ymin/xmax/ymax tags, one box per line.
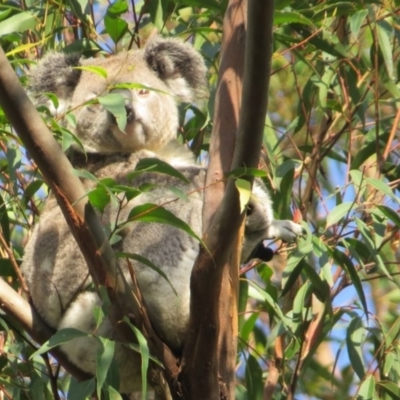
<box><xmin>266</xmin><ymin>219</ymin><xmax>304</xmax><ymax>242</ymax></box>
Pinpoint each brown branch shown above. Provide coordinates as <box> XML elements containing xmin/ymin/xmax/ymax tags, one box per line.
<box><xmin>0</xmin><ymin>277</ymin><xmax>92</xmax><ymax>380</ymax></box>
<box><xmin>181</xmin><ymin>0</ymin><xmax>275</xmax><ymax>398</ymax></box>
<box><xmin>0</xmin><ymin>47</ymin><xmax>178</xmax><ymax>393</ymax></box>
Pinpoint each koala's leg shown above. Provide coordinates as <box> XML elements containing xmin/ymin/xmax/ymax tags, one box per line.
<box><xmin>58</xmin><ymin>292</ymin><xmax>104</xmax><ymax>374</ymax></box>
<box><xmin>58</xmin><ymin>291</ymin><xmax>143</xmax><ymax>393</ymax></box>
<box><xmin>267</xmin><ymin>219</ymin><xmax>304</xmax><ymax>242</ymax></box>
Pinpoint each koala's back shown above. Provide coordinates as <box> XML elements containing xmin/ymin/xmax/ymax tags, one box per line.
<box><xmin>21</xmin><ymin>152</ymin><xmax>206</xmax><ymax>347</ymax></box>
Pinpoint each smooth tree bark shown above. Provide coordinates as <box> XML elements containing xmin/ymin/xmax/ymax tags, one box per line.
<box><xmin>180</xmin><ymin>1</ymin><xmax>275</xmax><ymax>399</ymax></box>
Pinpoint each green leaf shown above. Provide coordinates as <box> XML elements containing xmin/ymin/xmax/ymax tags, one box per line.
<box><xmin>326</xmin><ymin>202</ymin><xmax>355</xmax><ymax>228</ymax></box>
<box><xmin>377</xmin><ymin>380</ymin><xmax>400</xmax><ymax>398</ymax></box>
<box><xmin>31</xmin><ymin>328</ymin><xmax>89</xmax><ymax>358</ymax></box>
<box><xmin>124</xmin><ymin>318</ymin><xmax>151</xmax><ymax>400</ymax></box>
<box><xmin>0</xmin><ymin>11</ymin><xmax>36</xmax><ymax>36</ymax></box>
<box><xmin>350</xmin><ymin>9</ymin><xmax>368</xmax><ymax>37</ymax></box>
<box><xmin>346</xmin><ymin>317</ymin><xmax>366</xmax><ymax>380</ymax></box>
<box><xmin>383</xmin><ymin>352</ymin><xmax>395</xmax><ymax>377</ymax></box>
<box><xmin>330</xmin><ymin>248</ymin><xmax>368</xmax><ymax>316</ymax></box>
<box><xmin>69</xmin><ymin>0</ymin><xmax>90</xmax><ymax>21</ymax></box>
<box><xmin>104</xmin><ymin>15</ymin><xmax>128</xmax><ymax>45</ymax></box>
<box><xmin>292</xmin><ymin>281</ymin><xmax>311</xmax><ymax>328</ymax></box>
<box><xmin>384</xmin><ymin>315</ymin><xmax>400</xmax><ymax>348</ymax></box>
<box><xmin>117</xmin><ymin>252</ymin><xmax>178</xmax><ymax>296</ymax></box>
<box><xmin>107</xmin><ymin>0</ymin><xmax>128</xmax><ymax>15</ymax></box>
<box><xmin>357</xmin><ymin>374</ymin><xmax>375</xmax><ymax>400</ymax></box>
<box><xmin>281</xmin><ymin>240</ymin><xmax>313</xmax><ymax>294</ymax></box>
<box><xmin>354</xmin><ymin>217</ymin><xmax>392</xmax><ymax>280</ymax></box>
<box><xmin>0</xmin><ymin>194</ymin><xmax>10</xmax><ymax>244</ymax></box>
<box><xmin>179</xmin><ymin>0</ymin><xmax>220</xmax><ymax>9</ymax></box>
<box><xmin>131</xmin><ymin>158</ymin><xmax>189</xmax><ymax>183</ymax></box>
<box><xmin>75</xmin><ymin>66</ymin><xmax>108</xmax><ymax>79</ymax></box>
<box><xmin>245</xmin><ymin>354</ymin><xmax>263</xmax><ymax>400</ymax></box>
<box><xmin>377</xmin><ymin>21</ymin><xmax>394</xmax><ymax>79</ymax></box>
<box><xmin>366</xmin><ymin>177</ymin><xmax>399</xmax><ymax>203</ymax></box>
<box><xmin>96</xmin><ymin>338</ymin><xmax>115</xmax><ymax>396</ymax></box>
<box><xmin>235</xmin><ymin>179</ymin><xmax>252</xmax><ymax>213</ymax></box>
<box><xmin>126</xmin><ymin>203</ymin><xmax>202</xmax><ymax>243</ymax></box>
<box><xmin>149</xmin><ymin>0</ymin><xmax>166</xmax><ymax>31</ymax></box>
<box><xmin>274</xmin><ymin>11</ymin><xmax>314</xmax><ymax>27</ymax></box>
<box><xmin>88</xmin><ymin>185</ymin><xmax>111</xmax><ymax>213</ymax></box>
<box><xmin>98</xmin><ymin>93</ymin><xmax>127</xmax><ymax>132</ymax></box>
<box><xmin>248</xmin><ymin>280</ymin><xmax>291</xmax><ymax>328</ymax></box>
<box><xmin>68</xmin><ymin>377</ymin><xmax>95</xmax><ymax>400</ymax></box>
<box><xmin>228</xmin><ymin>167</ymin><xmax>267</xmax><ymax>178</ymax></box>
<box><xmin>240</xmin><ymin>312</ymin><xmax>259</xmax><ymax>343</ymax></box>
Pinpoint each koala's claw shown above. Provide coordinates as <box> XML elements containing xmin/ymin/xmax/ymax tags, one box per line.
<box><xmin>268</xmin><ymin>220</ymin><xmax>304</xmax><ymax>242</ymax></box>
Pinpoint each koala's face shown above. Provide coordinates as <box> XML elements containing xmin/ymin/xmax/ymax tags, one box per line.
<box><xmin>70</xmin><ymin>51</ymin><xmax>180</xmax><ymax>154</ymax></box>
<box><xmin>29</xmin><ymin>38</ymin><xmax>207</xmax><ymax>154</ymax></box>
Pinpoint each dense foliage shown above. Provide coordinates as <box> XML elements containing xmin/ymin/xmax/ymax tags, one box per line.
<box><xmin>0</xmin><ymin>0</ymin><xmax>399</xmax><ymax>399</ymax></box>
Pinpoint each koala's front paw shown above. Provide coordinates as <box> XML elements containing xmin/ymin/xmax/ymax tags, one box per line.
<box><xmin>268</xmin><ymin>220</ymin><xmax>304</xmax><ymax>242</ymax></box>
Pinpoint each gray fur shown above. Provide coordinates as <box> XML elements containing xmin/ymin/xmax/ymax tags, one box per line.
<box><xmin>21</xmin><ymin>37</ymin><xmax>303</xmax><ymax>394</ymax></box>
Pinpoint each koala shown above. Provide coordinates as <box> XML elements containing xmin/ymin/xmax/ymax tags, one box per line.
<box><xmin>21</xmin><ymin>37</ymin><xmax>304</xmax><ymax>394</ymax></box>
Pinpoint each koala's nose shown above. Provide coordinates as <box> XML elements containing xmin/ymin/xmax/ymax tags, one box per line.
<box><xmin>125</xmin><ymin>104</ymin><xmax>135</xmax><ymax>123</ymax></box>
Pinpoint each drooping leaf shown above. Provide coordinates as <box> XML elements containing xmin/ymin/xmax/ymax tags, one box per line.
<box><xmin>98</xmin><ymin>93</ymin><xmax>127</xmax><ymax>133</ymax></box>
<box><xmin>31</xmin><ymin>328</ymin><xmax>89</xmax><ymax>358</ymax></box>
<box><xmin>131</xmin><ymin>158</ymin><xmax>189</xmax><ymax>183</ymax></box>
<box><xmin>235</xmin><ymin>178</ymin><xmax>252</xmax><ymax>213</ymax></box>
<box><xmin>124</xmin><ymin>318</ymin><xmax>151</xmax><ymax>400</ymax></box>
<box><xmin>126</xmin><ymin>203</ymin><xmax>202</xmax><ymax>243</ymax></box>
<box><xmin>330</xmin><ymin>248</ymin><xmax>368</xmax><ymax>316</ymax></box>
<box><xmin>346</xmin><ymin>316</ymin><xmax>366</xmax><ymax>380</ymax></box>
<box><xmin>96</xmin><ymin>338</ymin><xmax>115</xmax><ymax>396</ymax></box>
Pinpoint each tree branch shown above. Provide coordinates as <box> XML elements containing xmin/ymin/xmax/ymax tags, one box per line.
<box><xmin>181</xmin><ymin>1</ymin><xmax>275</xmax><ymax>398</ymax></box>
<box><xmin>0</xmin><ymin>277</ymin><xmax>92</xmax><ymax>380</ymax></box>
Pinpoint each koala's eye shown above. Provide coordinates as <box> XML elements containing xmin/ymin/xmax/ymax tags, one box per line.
<box><xmin>138</xmin><ymin>89</ymin><xmax>150</xmax><ymax>96</ymax></box>
<box><xmin>246</xmin><ymin>203</ymin><xmax>254</xmax><ymax>216</ymax></box>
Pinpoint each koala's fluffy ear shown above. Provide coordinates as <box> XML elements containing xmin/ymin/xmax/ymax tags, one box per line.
<box><xmin>28</xmin><ymin>53</ymin><xmax>82</xmax><ymax>104</ymax></box>
<box><xmin>144</xmin><ymin>37</ymin><xmax>208</xmax><ymax>103</ymax></box>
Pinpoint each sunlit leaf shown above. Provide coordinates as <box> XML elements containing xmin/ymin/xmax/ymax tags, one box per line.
<box><xmin>75</xmin><ymin>65</ymin><xmax>108</xmax><ymax>78</ymax></box>
<box><xmin>350</xmin><ymin>9</ymin><xmax>368</xmax><ymax>36</ymax></box>
<box><xmin>0</xmin><ymin>11</ymin><xmax>36</xmax><ymax>36</ymax></box>
<box><xmin>104</xmin><ymin>15</ymin><xmax>128</xmax><ymax>45</ymax></box>
<box><xmin>235</xmin><ymin>179</ymin><xmax>252</xmax><ymax>213</ymax></box>
<box><xmin>357</xmin><ymin>374</ymin><xmax>375</xmax><ymax>399</ymax></box>
<box><xmin>326</xmin><ymin>202</ymin><xmax>355</xmax><ymax>228</ymax></box>
<box><xmin>98</xmin><ymin>93</ymin><xmax>127</xmax><ymax>132</ymax></box>
<box><xmin>377</xmin><ymin>21</ymin><xmax>394</xmax><ymax>79</ymax></box>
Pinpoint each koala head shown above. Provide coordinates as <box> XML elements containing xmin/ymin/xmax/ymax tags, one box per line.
<box><xmin>28</xmin><ymin>37</ymin><xmax>207</xmax><ymax>154</ymax></box>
